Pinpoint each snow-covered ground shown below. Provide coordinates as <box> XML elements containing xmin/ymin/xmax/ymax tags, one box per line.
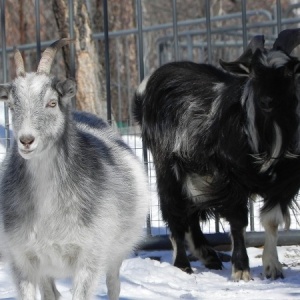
<box><xmin>0</xmin><ymin>246</ymin><xmax>299</xmax><ymax>299</ymax></box>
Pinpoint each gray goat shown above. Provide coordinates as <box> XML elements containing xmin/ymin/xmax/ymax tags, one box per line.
<box><xmin>0</xmin><ymin>39</ymin><xmax>149</xmax><ymax>300</ymax></box>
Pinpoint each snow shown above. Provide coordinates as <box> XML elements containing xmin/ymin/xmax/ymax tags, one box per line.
<box><xmin>0</xmin><ymin>109</ymin><xmax>299</xmax><ymax>299</ymax></box>
<box><xmin>0</xmin><ymin>246</ymin><xmax>299</xmax><ymax>299</ymax></box>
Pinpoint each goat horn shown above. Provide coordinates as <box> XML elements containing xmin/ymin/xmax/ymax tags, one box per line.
<box><xmin>37</xmin><ymin>38</ymin><xmax>74</xmax><ymax>74</ymax></box>
<box><xmin>273</xmin><ymin>28</ymin><xmax>300</xmax><ymax>54</ymax></box>
<box><xmin>225</xmin><ymin>35</ymin><xmax>265</xmax><ymax>63</ymax></box>
<box><xmin>14</xmin><ymin>47</ymin><xmax>26</xmax><ymax>77</ymax></box>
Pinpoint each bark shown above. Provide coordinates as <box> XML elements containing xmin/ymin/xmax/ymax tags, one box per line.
<box><xmin>53</xmin><ymin>0</ymin><xmax>106</xmax><ymax>117</ymax></box>
<box><xmin>92</xmin><ymin>0</ymin><xmax>137</xmax><ymax>125</ymax></box>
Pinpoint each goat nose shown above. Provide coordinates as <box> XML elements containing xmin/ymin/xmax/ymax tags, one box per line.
<box><xmin>20</xmin><ymin>135</ymin><xmax>35</xmax><ymax>147</ymax></box>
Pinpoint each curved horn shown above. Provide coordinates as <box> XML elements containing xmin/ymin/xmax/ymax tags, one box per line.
<box><xmin>37</xmin><ymin>38</ymin><xmax>73</xmax><ymax>74</ymax></box>
<box><xmin>14</xmin><ymin>47</ymin><xmax>26</xmax><ymax>77</ymax></box>
<box><xmin>219</xmin><ymin>35</ymin><xmax>265</xmax><ymax>74</ymax></box>
<box><xmin>273</xmin><ymin>28</ymin><xmax>300</xmax><ymax>54</ymax></box>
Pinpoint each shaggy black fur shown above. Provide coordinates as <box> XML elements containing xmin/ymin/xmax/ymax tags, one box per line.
<box><xmin>133</xmin><ymin>42</ymin><xmax>300</xmax><ymax>279</ymax></box>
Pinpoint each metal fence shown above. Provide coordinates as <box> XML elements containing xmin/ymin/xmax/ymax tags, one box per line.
<box><xmin>1</xmin><ymin>0</ymin><xmax>300</xmax><ymax>247</ymax></box>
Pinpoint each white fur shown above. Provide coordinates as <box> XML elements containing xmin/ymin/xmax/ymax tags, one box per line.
<box><xmin>260</xmin><ymin>204</ymin><xmax>284</xmax><ymax>279</ymax></box>
<box><xmin>169</xmin><ymin>236</ymin><xmax>178</xmax><ymax>264</ymax></box>
<box><xmin>183</xmin><ymin>173</ymin><xmax>212</xmax><ymax>202</ymax></box>
<box><xmin>0</xmin><ymin>70</ymin><xmax>149</xmax><ymax>300</ymax></box>
<box><xmin>136</xmin><ymin>76</ymin><xmax>150</xmax><ymax>96</ymax></box>
<box><xmin>260</xmin><ymin>51</ymin><xmax>290</xmax><ymax>69</ymax></box>
<box><xmin>260</xmin><ymin>122</ymin><xmax>283</xmax><ymax>173</ymax></box>
<box><xmin>210</xmin><ymin>83</ymin><xmax>224</xmax><ymax>117</ymax></box>
<box><xmin>185</xmin><ymin>230</ymin><xmax>204</xmax><ymax>260</ymax></box>
<box><xmin>242</xmin><ymin>83</ymin><xmax>260</xmax><ymax>153</ymax></box>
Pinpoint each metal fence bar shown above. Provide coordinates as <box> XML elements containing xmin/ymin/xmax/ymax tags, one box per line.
<box><xmin>276</xmin><ymin>0</ymin><xmax>282</xmax><ymax>34</ymax></box>
<box><xmin>136</xmin><ymin>0</ymin><xmax>144</xmax><ymax>81</ymax></box>
<box><xmin>92</xmin><ymin>9</ymin><xmax>273</xmax><ymax>40</ymax></box>
<box><xmin>172</xmin><ymin>0</ymin><xmax>179</xmax><ymax>61</ymax></box>
<box><xmin>125</xmin><ymin>37</ymin><xmax>132</xmax><ymax>123</ymax></box>
<box><xmin>205</xmin><ymin>0</ymin><xmax>212</xmax><ymax>64</ymax></box>
<box><xmin>0</xmin><ymin>0</ymin><xmax>10</xmax><ymax>150</ymax></box>
<box><xmin>92</xmin><ymin>16</ymin><xmax>300</xmax><ymax>43</ymax></box>
<box><xmin>241</xmin><ymin>0</ymin><xmax>248</xmax><ymax>50</ymax></box>
<box><xmin>141</xmin><ymin>230</ymin><xmax>300</xmax><ymax>250</ymax></box>
<box><xmin>34</xmin><ymin>0</ymin><xmax>41</xmax><ymax>62</ymax></box>
<box><xmin>116</xmin><ymin>38</ymin><xmax>122</xmax><ymax>124</ymax></box>
<box><xmin>68</xmin><ymin>0</ymin><xmax>76</xmax><ymax>108</ymax></box>
<box><xmin>136</xmin><ymin>0</ymin><xmax>151</xmax><ymax>236</ymax></box>
<box><xmin>103</xmin><ymin>0</ymin><xmax>112</xmax><ymax>124</ymax></box>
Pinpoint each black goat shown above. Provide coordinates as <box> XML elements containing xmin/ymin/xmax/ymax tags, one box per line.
<box><xmin>133</xmin><ymin>29</ymin><xmax>300</xmax><ymax>281</ymax></box>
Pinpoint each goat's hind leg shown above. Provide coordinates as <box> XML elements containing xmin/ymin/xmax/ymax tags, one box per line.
<box><xmin>157</xmin><ymin>171</ymin><xmax>193</xmax><ymax>274</ymax></box>
<box><xmin>261</xmin><ymin>204</ymin><xmax>285</xmax><ymax>279</ymax></box>
<box><xmin>72</xmin><ymin>256</ymin><xmax>101</xmax><ymax>300</ymax></box>
<box><xmin>170</xmin><ymin>231</ymin><xmax>193</xmax><ymax>274</ymax></box>
<box><xmin>186</xmin><ymin>212</ymin><xmax>222</xmax><ymax>270</ymax></box>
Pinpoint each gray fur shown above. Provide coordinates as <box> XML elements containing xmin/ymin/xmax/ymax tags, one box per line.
<box><xmin>0</xmin><ymin>69</ymin><xmax>149</xmax><ymax>298</ymax></box>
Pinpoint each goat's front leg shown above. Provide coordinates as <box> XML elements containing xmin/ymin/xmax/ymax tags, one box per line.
<box><xmin>11</xmin><ymin>263</ymin><xmax>37</xmax><ymax>300</ymax></box>
<box><xmin>72</xmin><ymin>258</ymin><xmax>100</xmax><ymax>300</ymax></box>
<box><xmin>226</xmin><ymin>205</ymin><xmax>251</xmax><ymax>282</ymax></box>
<box><xmin>260</xmin><ymin>204</ymin><xmax>284</xmax><ymax>279</ymax></box>
<box><xmin>39</xmin><ymin>277</ymin><xmax>61</xmax><ymax>300</ymax></box>
<box><xmin>106</xmin><ymin>258</ymin><xmax>123</xmax><ymax>300</ymax></box>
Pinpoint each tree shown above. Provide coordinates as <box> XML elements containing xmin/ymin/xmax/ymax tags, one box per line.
<box><xmin>53</xmin><ymin>0</ymin><xmax>106</xmax><ymax>116</ymax></box>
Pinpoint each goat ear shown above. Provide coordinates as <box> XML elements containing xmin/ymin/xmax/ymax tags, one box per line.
<box><xmin>56</xmin><ymin>79</ymin><xmax>76</xmax><ymax>99</ymax></box>
<box><xmin>0</xmin><ymin>84</ymin><xmax>11</xmax><ymax>102</ymax></box>
<box><xmin>294</xmin><ymin>63</ymin><xmax>300</xmax><ymax>85</ymax></box>
<box><xmin>219</xmin><ymin>35</ymin><xmax>265</xmax><ymax>76</ymax></box>
<box><xmin>294</xmin><ymin>63</ymin><xmax>300</xmax><ymax>75</ymax></box>
<box><xmin>219</xmin><ymin>58</ymin><xmax>251</xmax><ymax>76</ymax></box>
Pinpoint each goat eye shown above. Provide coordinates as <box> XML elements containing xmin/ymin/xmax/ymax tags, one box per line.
<box><xmin>47</xmin><ymin>100</ymin><xmax>57</xmax><ymax>108</ymax></box>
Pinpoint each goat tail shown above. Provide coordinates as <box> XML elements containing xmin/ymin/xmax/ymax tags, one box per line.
<box><xmin>132</xmin><ymin>91</ymin><xmax>144</xmax><ymax>125</ymax></box>
<box><xmin>133</xmin><ymin>76</ymin><xmax>151</xmax><ymax>125</ymax></box>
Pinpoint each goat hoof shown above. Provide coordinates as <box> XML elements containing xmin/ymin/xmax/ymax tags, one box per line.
<box><xmin>264</xmin><ymin>262</ymin><xmax>284</xmax><ymax>280</ymax></box>
<box><xmin>205</xmin><ymin>262</ymin><xmax>222</xmax><ymax>270</ymax></box>
<box><xmin>218</xmin><ymin>252</ymin><xmax>231</xmax><ymax>263</ymax></box>
<box><xmin>266</xmin><ymin>273</ymin><xmax>284</xmax><ymax>280</ymax></box>
<box><xmin>180</xmin><ymin>266</ymin><xmax>193</xmax><ymax>274</ymax></box>
<box><xmin>231</xmin><ymin>268</ymin><xmax>252</xmax><ymax>282</ymax></box>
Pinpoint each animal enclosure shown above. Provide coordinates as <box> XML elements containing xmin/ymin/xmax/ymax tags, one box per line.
<box><xmin>0</xmin><ymin>0</ymin><xmax>300</xmax><ymax>247</ymax></box>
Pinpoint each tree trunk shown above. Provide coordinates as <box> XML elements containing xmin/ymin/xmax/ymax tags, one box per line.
<box><xmin>52</xmin><ymin>0</ymin><xmax>106</xmax><ymax>117</ymax></box>
<box><xmin>92</xmin><ymin>0</ymin><xmax>137</xmax><ymax>126</ymax></box>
